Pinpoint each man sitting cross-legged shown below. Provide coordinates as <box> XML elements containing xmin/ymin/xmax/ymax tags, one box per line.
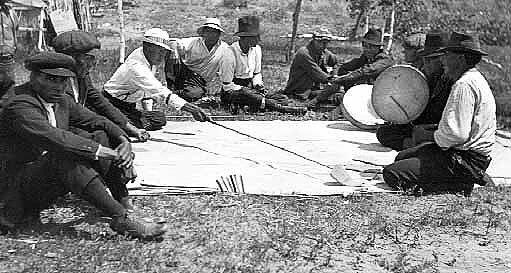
<box><xmin>219</xmin><ymin>15</ymin><xmax>306</xmax><ymax>114</ymax></box>
<box><xmin>0</xmin><ymin>53</ymin><xmax>166</xmax><ymax>240</ymax></box>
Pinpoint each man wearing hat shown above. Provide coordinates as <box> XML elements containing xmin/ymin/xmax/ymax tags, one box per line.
<box><xmin>304</xmin><ymin>28</ymin><xmax>394</xmax><ymax>108</ymax></box>
<box><xmin>402</xmin><ymin>32</ymin><xmax>426</xmax><ymax>68</ymax></box>
<box><xmin>104</xmin><ymin>27</ymin><xmax>209</xmax><ymax>130</ymax></box>
<box><xmin>383</xmin><ymin>31</ymin><xmax>496</xmax><ymax>196</ymax></box>
<box><xmin>0</xmin><ymin>52</ymin><xmax>166</xmax><ymax>239</ymax></box>
<box><xmin>165</xmin><ymin>18</ymin><xmax>231</xmax><ymax>102</ymax></box>
<box><xmin>0</xmin><ymin>45</ymin><xmax>15</xmax><ymax>110</ymax></box>
<box><xmin>282</xmin><ymin>27</ymin><xmax>339</xmax><ymax>105</ymax></box>
<box><xmin>52</xmin><ymin>30</ymin><xmax>150</xmax><ymax>142</ymax></box>
<box><xmin>377</xmin><ymin>31</ymin><xmax>454</xmax><ymax>151</ymax></box>
<box><xmin>219</xmin><ymin>16</ymin><xmax>305</xmax><ymax>114</ymax></box>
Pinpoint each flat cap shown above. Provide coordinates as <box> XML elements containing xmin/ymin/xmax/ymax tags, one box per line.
<box><xmin>24</xmin><ymin>52</ymin><xmax>76</xmax><ymax>77</ymax></box>
<box><xmin>52</xmin><ymin>30</ymin><xmax>101</xmax><ymax>55</ymax></box>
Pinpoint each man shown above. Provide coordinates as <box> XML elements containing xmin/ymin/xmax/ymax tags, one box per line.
<box><xmin>104</xmin><ymin>28</ymin><xmax>209</xmax><ymax>130</ymax></box>
<box><xmin>402</xmin><ymin>32</ymin><xmax>426</xmax><ymax>68</ymax></box>
<box><xmin>220</xmin><ymin>16</ymin><xmax>305</xmax><ymax>114</ymax></box>
<box><xmin>282</xmin><ymin>27</ymin><xmax>338</xmax><ymax>105</ymax></box>
<box><xmin>0</xmin><ymin>53</ymin><xmax>166</xmax><ymax>239</ymax></box>
<box><xmin>52</xmin><ymin>30</ymin><xmax>150</xmax><ymax>142</ymax></box>
<box><xmin>376</xmin><ymin>31</ymin><xmax>453</xmax><ymax>151</ymax></box>
<box><xmin>383</xmin><ymin>31</ymin><xmax>496</xmax><ymax>196</ymax></box>
<box><xmin>0</xmin><ymin>45</ymin><xmax>15</xmax><ymax>109</ymax></box>
<box><xmin>165</xmin><ymin>18</ymin><xmax>230</xmax><ymax>102</ymax></box>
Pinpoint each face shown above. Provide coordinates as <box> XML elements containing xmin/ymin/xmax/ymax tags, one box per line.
<box><xmin>31</xmin><ymin>72</ymin><xmax>69</xmax><ymax>103</ymax></box>
<box><xmin>403</xmin><ymin>47</ymin><xmax>418</xmax><ymax>63</ymax></box>
<box><xmin>74</xmin><ymin>53</ymin><xmax>96</xmax><ymax>75</ymax></box>
<box><xmin>143</xmin><ymin>42</ymin><xmax>167</xmax><ymax>65</ymax></box>
<box><xmin>0</xmin><ymin>68</ymin><xmax>14</xmax><ymax>89</ymax></box>
<box><xmin>362</xmin><ymin>42</ymin><xmax>381</xmax><ymax>59</ymax></box>
<box><xmin>312</xmin><ymin>39</ymin><xmax>330</xmax><ymax>53</ymax></box>
<box><xmin>239</xmin><ymin>36</ymin><xmax>260</xmax><ymax>53</ymax></box>
<box><xmin>422</xmin><ymin>55</ymin><xmax>443</xmax><ymax>79</ymax></box>
<box><xmin>441</xmin><ymin>51</ymin><xmax>464</xmax><ymax>79</ymax></box>
<box><xmin>200</xmin><ymin>27</ymin><xmax>221</xmax><ymax>46</ymax></box>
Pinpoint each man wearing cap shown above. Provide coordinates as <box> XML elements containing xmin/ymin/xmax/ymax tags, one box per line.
<box><xmin>0</xmin><ymin>45</ymin><xmax>15</xmax><ymax>110</ymax></box>
<box><xmin>165</xmin><ymin>18</ymin><xmax>231</xmax><ymax>102</ymax></box>
<box><xmin>383</xmin><ymin>31</ymin><xmax>496</xmax><ymax>196</ymax></box>
<box><xmin>402</xmin><ymin>32</ymin><xmax>426</xmax><ymax>68</ymax></box>
<box><xmin>0</xmin><ymin>52</ymin><xmax>166</xmax><ymax>239</ymax></box>
<box><xmin>52</xmin><ymin>30</ymin><xmax>150</xmax><ymax>142</ymax></box>
<box><xmin>104</xmin><ymin>28</ymin><xmax>209</xmax><ymax>130</ymax></box>
<box><xmin>219</xmin><ymin>16</ymin><xmax>305</xmax><ymax>114</ymax></box>
<box><xmin>376</xmin><ymin>31</ymin><xmax>453</xmax><ymax>151</ymax></box>
<box><xmin>282</xmin><ymin>27</ymin><xmax>339</xmax><ymax>105</ymax></box>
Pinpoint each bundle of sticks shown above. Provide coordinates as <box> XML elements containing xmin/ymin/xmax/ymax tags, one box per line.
<box><xmin>216</xmin><ymin>174</ymin><xmax>245</xmax><ymax>193</ymax></box>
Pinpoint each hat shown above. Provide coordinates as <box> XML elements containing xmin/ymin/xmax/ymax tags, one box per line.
<box><xmin>417</xmin><ymin>31</ymin><xmax>449</xmax><ymax>58</ymax></box>
<box><xmin>0</xmin><ymin>45</ymin><xmax>14</xmax><ymax>66</ymax></box>
<box><xmin>402</xmin><ymin>32</ymin><xmax>426</xmax><ymax>49</ymax></box>
<box><xmin>362</xmin><ymin>28</ymin><xmax>384</xmax><ymax>46</ymax></box>
<box><xmin>24</xmin><ymin>52</ymin><xmax>76</xmax><ymax>77</ymax></box>
<box><xmin>197</xmin><ymin>18</ymin><xmax>224</xmax><ymax>34</ymax></box>
<box><xmin>312</xmin><ymin>27</ymin><xmax>334</xmax><ymax>41</ymax></box>
<box><xmin>51</xmin><ymin>30</ymin><xmax>101</xmax><ymax>55</ymax></box>
<box><xmin>436</xmin><ymin>31</ymin><xmax>487</xmax><ymax>56</ymax></box>
<box><xmin>142</xmin><ymin>28</ymin><xmax>171</xmax><ymax>50</ymax></box>
<box><xmin>234</xmin><ymin>15</ymin><xmax>261</xmax><ymax>37</ymax></box>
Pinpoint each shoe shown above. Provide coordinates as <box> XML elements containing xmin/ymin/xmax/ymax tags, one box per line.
<box><xmin>110</xmin><ymin>214</ymin><xmax>167</xmax><ymax>240</ymax></box>
<box><xmin>119</xmin><ymin>196</ymin><xmax>135</xmax><ymax>213</ymax></box>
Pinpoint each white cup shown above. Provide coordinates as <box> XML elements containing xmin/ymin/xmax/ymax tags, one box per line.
<box><xmin>141</xmin><ymin>98</ymin><xmax>154</xmax><ymax>111</ymax></box>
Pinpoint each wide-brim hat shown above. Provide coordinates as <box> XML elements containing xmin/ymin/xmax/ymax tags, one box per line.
<box><xmin>142</xmin><ymin>28</ymin><xmax>171</xmax><ymax>50</ymax></box>
<box><xmin>312</xmin><ymin>27</ymin><xmax>334</xmax><ymax>41</ymax></box>
<box><xmin>234</xmin><ymin>15</ymin><xmax>261</xmax><ymax>37</ymax></box>
<box><xmin>435</xmin><ymin>31</ymin><xmax>487</xmax><ymax>56</ymax></box>
<box><xmin>52</xmin><ymin>30</ymin><xmax>101</xmax><ymax>55</ymax></box>
<box><xmin>417</xmin><ymin>31</ymin><xmax>449</xmax><ymax>58</ymax></box>
<box><xmin>24</xmin><ymin>52</ymin><xmax>76</xmax><ymax>77</ymax></box>
<box><xmin>362</xmin><ymin>28</ymin><xmax>384</xmax><ymax>46</ymax></box>
<box><xmin>197</xmin><ymin>18</ymin><xmax>224</xmax><ymax>34</ymax></box>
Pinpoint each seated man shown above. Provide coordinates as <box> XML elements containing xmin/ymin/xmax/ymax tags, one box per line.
<box><xmin>281</xmin><ymin>27</ymin><xmax>338</xmax><ymax>105</ymax></box>
<box><xmin>52</xmin><ymin>30</ymin><xmax>149</xmax><ymax>142</ymax></box>
<box><xmin>0</xmin><ymin>53</ymin><xmax>165</xmax><ymax>239</ymax></box>
<box><xmin>402</xmin><ymin>32</ymin><xmax>426</xmax><ymax>68</ymax></box>
<box><xmin>0</xmin><ymin>45</ymin><xmax>15</xmax><ymax>109</ymax></box>
<box><xmin>220</xmin><ymin>16</ymin><xmax>305</xmax><ymax>114</ymax></box>
<box><xmin>383</xmin><ymin>31</ymin><xmax>496</xmax><ymax>196</ymax></box>
<box><xmin>165</xmin><ymin>18</ymin><xmax>231</xmax><ymax>102</ymax></box>
<box><xmin>376</xmin><ymin>31</ymin><xmax>452</xmax><ymax>151</ymax></box>
<box><xmin>306</xmin><ymin>28</ymin><xmax>394</xmax><ymax>107</ymax></box>
<box><xmin>104</xmin><ymin>28</ymin><xmax>209</xmax><ymax>130</ymax></box>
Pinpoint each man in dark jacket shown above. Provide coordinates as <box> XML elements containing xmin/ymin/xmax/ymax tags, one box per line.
<box><xmin>0</xmin><ymin>53</ymin><xmax>165</xmax><ymax>240</ymax></box>
<box><xmin>0</xmin><ymin>45</ymin><xmax>15</xmax><ymax>109</ymax></box>
<box><xmin>51</xmin><ymin>30</ymin><xmax>150</xmax><ymax>142</ymax></box>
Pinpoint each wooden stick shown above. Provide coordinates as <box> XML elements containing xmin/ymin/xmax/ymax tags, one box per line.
<box><xmin>240</xmin><ymin>175</ymin><xmax>245</xmax><ymax>194</ymax></box>
<box><xmin>215</xmin><ymin>180</ymin><xmax>224</xmax><ymax>192</ymax></box>
<box><xmin>288</xmin><ymin>0</ymin><xmax>303</xmax><ymax>63</ymax></box>
<box><xmin>117</xmin><ymin>0</ymin><xmax>125</xmax><ymax>63</ymax></box>
<box><xmin>222</xmin><ymin>176</ymin><xmax>233</xmax><ymax>192</ymax></box>
<box><xmin>229</xmin><ymin>175</ymin><xmax>236</xmax><ymax>193</ymax></box>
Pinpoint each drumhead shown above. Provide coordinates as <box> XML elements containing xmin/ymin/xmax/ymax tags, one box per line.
<box><xmin>341</xmin><ymin>84</ymin><xmax>385</xmax><ymax>130</ymax></box>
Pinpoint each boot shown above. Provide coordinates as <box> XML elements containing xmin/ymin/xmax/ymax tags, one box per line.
<box><xmin>110</xmin><ymin>214</ymin><xmax>167</xmax><ymax>240</ymax></box>
<box><xmin>266</xmin><ymin>100</ymin><xmax>307</xmax><ymax>115</ymax></box>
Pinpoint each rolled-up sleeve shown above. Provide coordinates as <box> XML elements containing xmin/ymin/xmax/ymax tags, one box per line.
<box><xmin>434</xmin><ymin>82</ymin><xmax>475</xmax><ymax>148</ymax></box>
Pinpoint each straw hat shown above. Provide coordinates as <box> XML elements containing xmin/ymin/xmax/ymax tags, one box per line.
<box><xmin>142</xmin><ymin>28</ymin><xmax>171</xmax><ymax>50</ymax></box>
<box><xmin>197</xmin><ymin>18</ymin><xmax>224</xmax><ymax>35</ymax></box>
<box><xmin>312</xmin><ymin>27</ymin><xmax>334</xmax><ymax>41</ymax></box>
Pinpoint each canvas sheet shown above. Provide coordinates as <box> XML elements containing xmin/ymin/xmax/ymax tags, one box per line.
<box><xmin>128</xmin><ymin>121</ymin><xmax>511</xmax><ymax>196</ymax></box>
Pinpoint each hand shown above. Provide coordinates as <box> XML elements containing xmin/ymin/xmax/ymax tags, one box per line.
<box><xmin>331</xmin><ymin>75</ymin><xmax>349</xmax><ymax>84</ymax></box>
<box><xmin>115</xmin><ymin>141</ymin><xmax>134</xmax><ymax>169</ymax></box>
<box><xmin>332</xmin><ymin>92</ymin><xmax>345</xmax><ymax>105</ymax></box>
<box><xmin>253</xmin><ymin>84</ymin><xmax>266</xmax><ymax>95</ymax></box>
<box><xmin>126</xmin><ymin>123</ymin><xmax>150</xmax><ymax>142</ymax></box>
<box><xmin>181</xmin><ymin>102</ymin><xmax>210</xmax><ymax>122</ymax></box>
<box><xmin>411</xmin><ymin>125</ymin><xmax>435</xmax><ymax>145</ymax></box>
<box><xmin>96</xmin><ymin>145</ymin><xmax>119</xmax><ymax>161</ymax></box>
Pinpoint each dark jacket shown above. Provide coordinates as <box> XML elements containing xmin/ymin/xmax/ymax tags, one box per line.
<box><xmin>70</xmin><ymin>72</ymin><xmax>129</xmax><ymax>130</ymax></box>
<box><xmin>283</xmin><ymin>43</ymin><xmax>338</xmax><ymax>95</ymax></box>
<box><xmin>413</xmin><ymin>74</ymin><xmax>453</xmax><ymax>125</ymax></box>
<box><xmin>0</xmin><ymin>83</ymin><xmax>126</xmax><ymax>174</ymax></box>
<box><xmin>336</xmin><ymin>51</ymin><xmax>393</xmax><ymax>89</ymax></box>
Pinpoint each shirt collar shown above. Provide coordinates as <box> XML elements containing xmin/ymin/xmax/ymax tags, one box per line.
<box><xmin>36</xmin><ymin>95</ymin><xmax>55</xmax><ymax>108</ymax></box>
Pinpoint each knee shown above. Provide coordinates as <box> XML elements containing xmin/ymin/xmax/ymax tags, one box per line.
<box><xmin>182</xmin><ymin>88</ymin><xmax>206</xmax><ymax>102</ymax></box>
<box><xmin>91</xmin><ymin>130</ymin><xmax>110</xmax><ymax>147</ymax></box>
<box><xmin>382</xmin><ymin>164</ymin><xmax>400</xmax><ymax>189</ymax></box>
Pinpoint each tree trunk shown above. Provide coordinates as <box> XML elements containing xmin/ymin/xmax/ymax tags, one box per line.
<box><xmin>118</xmin><ymin>0</ymin><xmax>125</xmax><ymax>63</ymax></box>
<box><xmin>288</xmin><ymin>0</ymin><xmax>303</xmax><ymax>63</ymax></box>
<box><xmin>350</xmin><ymin>8</ymin><xmax>365</xmax><ymax>40</ymax></box>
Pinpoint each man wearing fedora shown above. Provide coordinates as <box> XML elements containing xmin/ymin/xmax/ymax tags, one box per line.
<box><xmin>383</xmin><ymin>31</ymin><xmax>496</xmax><ymax>196</ymax></box>
<box><xmin>165</xmin><ymin>18</ymin><xmax>230</xmax><ymax>102</ymax></box>
<box><xmin>52</xmin><ymin>30</ymin><xmax>150</xmax><ymax>142</ymax></box>
<box><xmin>282</xmin><ymin>27</ymin><xmax>339</xmax><ymax>106</ymax></box>
<box><xmin>104</xmin><ymin>28</ymin><xmax>209</xmax><ymax>131</ymax></box>
<box><xmin>0</xmin><ymin>52</ymin><xmax>166</xmax><ymax>239</ymax></box>
<box><xmin>220</xmin><ymin>16</ymin><xmax>305</xmax><ymax>114</ymax></box>
<box><xmin>377</xmin><ymin>31</ymin><xmax>454</xmax><ymax>151</ymax></box>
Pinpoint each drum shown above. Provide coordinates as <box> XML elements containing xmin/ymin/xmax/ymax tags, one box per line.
<box><xmin>371</xmin><ymin>65</ymin><xmax>430</xmax><ymax>124</ymax></box>
<box><xmin>341</xmin><ymin>84</ymin><xmax>385</xmax><ymax>130</ymax></box>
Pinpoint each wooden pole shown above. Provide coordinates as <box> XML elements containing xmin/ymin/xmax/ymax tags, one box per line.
<box><xmin>288</xmin><ymin>0</ymin><xmax>303</xmax><ymax>63</ymax></box>
<box><xmin>118</xmin><ymin>0</ymin><xmax>125</xmax><ymax>64</ymax></box>
<box><xmin>385</xmin><ymin>6</ymin><xmax>395</xmax><ymax>53</ymax></box>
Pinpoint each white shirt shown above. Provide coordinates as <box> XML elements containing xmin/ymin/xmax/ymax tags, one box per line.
<box><xmin>434</xmin><ymin>68</ymin><xmax>496</xmax><ymax>156</ymax></box>
<box><xmin>104</xmin><ymin>47</ymin><xmax>186</xmax><ymax>110</ymax></box>
<box><xmin>39</xmin><ymin>96</ymin><xmax>56</xmax><ymax>127</ymax></box>
<box><xmin>220</xmin><ymin>42</ymin><xmax>263</xmax><ymax>91</ymax></box>
<box><xmin>176</xmin><ymin>37</ymin><xmax>230</xmax><ymax>82</ymax></box>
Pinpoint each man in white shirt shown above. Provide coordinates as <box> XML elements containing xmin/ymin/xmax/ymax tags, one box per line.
<box><xmin>165</xmin><ymin>18</ymin><xmax>230</xmax><ymax>102</ymax></box>
<box><xmin>219</xmin><ymin>16</ymin><xmax>305</xmax><ymax>114</ymax></box>
<box><xmin>383</xmin><ymin>31</ymin><xmax>496</xmax><ymax>196</ymax></box>
<box><xmin>104</xmin><ymin>28</ymin><xmax>209</xmax><ymax>130</ymax></box>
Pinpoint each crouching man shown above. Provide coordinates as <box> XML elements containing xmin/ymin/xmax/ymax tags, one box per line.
<box><xmin>220</xmin><ymin>16</ymin><xmax>305</xmax><ymax>114</ymax></box>
<box><xmin>383</xmin><ymin>31</ymin><xmax>496</xmax><ymax>196</ymax></box>
<box><xmin>0</xmin><ymin>53</ymin><xmax>165</xmax><ymax>240</ymax></box>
